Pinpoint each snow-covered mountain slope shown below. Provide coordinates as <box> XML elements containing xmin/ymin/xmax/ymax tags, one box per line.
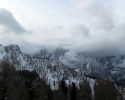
<box><xmin>0</xmin><ymin>44</ymin><xmax>6</xmax><ymax>60</ymax></box>
<box><xmin>0</xmin><ymin>44</ymin><xmax>83</xmax><ymax>89</ymax></box>
<box><xmin>0</xmin><ymin>44</ymin><xmax>125</xmax><ymax>80</ymax></box>
<box><xmin>0</xmin><ymin>44</ymin><xmax>125</xmax><ymax>97</ymax></box>
<box><xmin>96</xmin><ymin>56</ymin><xmax>125</xmax><ymax>82</ymax></box>
<box><xmin>0</xmin><ymin>44</ymin><xmax>124</xmax><ymax>90</ymax></box>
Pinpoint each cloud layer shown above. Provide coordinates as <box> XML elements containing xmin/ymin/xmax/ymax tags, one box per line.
<box><xmin>0</xmin><ymin>0</ymin><xmax>125</xmax><ymax>55</ymax></box>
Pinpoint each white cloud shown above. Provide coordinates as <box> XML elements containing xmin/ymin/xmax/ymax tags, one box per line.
<box><xmin>0</xmin><ymin>0</ymin><xmax>125</xmax><ymax>55</ymax></box>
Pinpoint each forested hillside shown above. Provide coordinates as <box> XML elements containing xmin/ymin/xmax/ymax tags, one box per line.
<box><xmin>0</xmin><ymin>61</ymin><xmax>123</xmax><ymax>100</ymax></box>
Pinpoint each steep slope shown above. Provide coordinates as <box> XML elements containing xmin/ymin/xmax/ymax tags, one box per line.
<box><xmin>0</xmin><ymin>44</ymin><xmax>124</xmax><ymax>97</ymax></box>
<box><xmin>0</xmin><ymin>44</ymin><xmax>6</xmax><ymax>60</ymax></box>
<box><xmin>0</xmin><ymin>44</ymin><xmax>124</xmax><ymax>81</ymax></box>
<box><xmin>1</xmin><ymin>45</ymin><xmax>83</xmax><ymax>89</ymax></box>
<box><xmin>0</xmin><ymin>45</ymin><xmax>125</xmax><ymax>80</ymax></box>
<box><xmin>97</xmin><ymin>56</ymin><xmax>125</xmax><ymax>81</ymax></box>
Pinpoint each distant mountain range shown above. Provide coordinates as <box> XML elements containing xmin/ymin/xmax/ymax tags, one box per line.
<box><xmin>0</xmin><ymin>44</ymin><xmax>125</xmax><ymax>98</ymax></box>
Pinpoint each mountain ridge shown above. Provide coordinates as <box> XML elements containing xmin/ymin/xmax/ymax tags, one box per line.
<box><xmin>0</xmin><ymin>44</ymin><xmax>124</xmax><ymax>98</ymax></box>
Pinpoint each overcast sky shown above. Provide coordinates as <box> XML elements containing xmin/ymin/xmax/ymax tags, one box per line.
<box><xmin>0</xmin><ymin>0</ymin><xmax>125</xmax><ymax>55</ymax></box>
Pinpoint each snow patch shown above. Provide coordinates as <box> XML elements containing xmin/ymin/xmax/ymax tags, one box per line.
<box><xmin>88</xmin><ymin>78</ymin><xmax>95</xmax><ymax>96</ymax></box>
<box><xmin>0</xmin><ymin>45</ymin><xmax>6</xmax><ymax>60</ymax></box>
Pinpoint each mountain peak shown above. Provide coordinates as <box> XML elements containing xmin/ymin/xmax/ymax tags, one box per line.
<box><xmin>4</xmin><ymin>44</ymin><xmax>21</xmax><ymax>53</ymax></box>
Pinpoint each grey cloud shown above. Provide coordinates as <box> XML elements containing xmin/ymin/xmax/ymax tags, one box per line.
<box><xmin>63</xmin><ymin>0</ymin><xmax>125</xmax><ymax>56</ymax></box>
<box><xmin>0</xmin><ymin>9</ymin><xmax>26</xmax><ymax>33</ymax></box>
<box><xmin>1</xmin><ymin>1</ymin><xmax>125</xmax><ymax>57</ymax></box>
<box><xmin>89</xmin><ymin>1</ymin><xmax>115</xmax><ymax>31</ymax></box>
<box><xmin>71</xmin><ymin>25</ymin><xmax>90</xmax><ymax>37</ymax></box>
